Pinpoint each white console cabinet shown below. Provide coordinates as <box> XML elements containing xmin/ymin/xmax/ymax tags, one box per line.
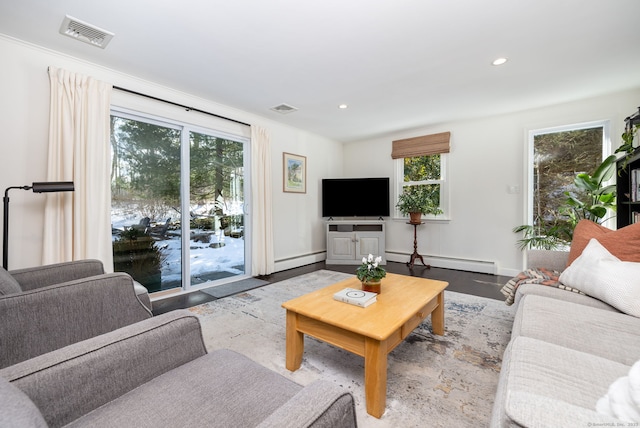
<box><xmin>325</xmin><ymin>220</ymin><xmax>386</xmax><ymax>265</ymax></box>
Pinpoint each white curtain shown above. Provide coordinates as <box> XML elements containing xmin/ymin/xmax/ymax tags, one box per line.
<box><xmin>250</xmin><ymin>126</ymin><xmax>274</xmax><ymax>275</ymax></box>
<box><xmin>43</xmin><ymin>67</ymin><xmax>113</xmax><ymax>271</ymax></box>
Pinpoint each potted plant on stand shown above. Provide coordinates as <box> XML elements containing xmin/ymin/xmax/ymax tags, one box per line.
<box><xmin>356</xmin><ymin>254</ymin><xmax>386</xmax><ymax>294</ymax></box>
<box><xmin>396</xmin><ymin>186</ymin><xmax>443</xmax><ymax>224</ymax></box>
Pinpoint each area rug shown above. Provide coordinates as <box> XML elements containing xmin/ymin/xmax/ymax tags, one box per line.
<box><xmin>188</xmin><ymin>270</ymin><xmax>515</xmax><ymax>428</ymax></box>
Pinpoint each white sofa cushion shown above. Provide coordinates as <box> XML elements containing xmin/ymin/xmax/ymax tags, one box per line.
<box><xmin>513</xmin><ymin>295</ymin><xmax>640</xmax><ymax>365</ymax></box>
<box><xmin>491</xmin><ymin>336</ymin><xmax>629</xmax><ymax>427</ymax></box>
<box><xmin>559</xmin><ymin>238</ymin><xmax>640</xmax><ymax>317</ymax></box>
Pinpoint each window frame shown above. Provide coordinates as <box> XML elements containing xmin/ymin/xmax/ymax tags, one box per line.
<box><xmin>526</xmin><ymin>119</ymin><xmax>612</xmax><ymax>230</ymax></box>
<box><xmin>394</xmin><ymin>153</ymin><xmax>450</xmax><ymax>221</ymax></box>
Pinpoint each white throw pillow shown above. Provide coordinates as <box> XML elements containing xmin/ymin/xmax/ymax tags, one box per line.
<box><xmin>559</xmin><ymin>238</ymin><xmax>640</xmax><ymax>317</ymax></box>
<box><xmin>597</xmin><ymin>359</ymin><xmax>640</xmax><ymax>422</ymax></box>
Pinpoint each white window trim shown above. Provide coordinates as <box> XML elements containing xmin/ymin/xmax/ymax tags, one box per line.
<box><xmin>393</xmin><ymin>154</ymin><xmax>450</xmax><ymax>221</ymax></box>
<box><xmin>525</xmin><ymin>119</ymin><xmax>613</xmax><ymax>230</ymax></box>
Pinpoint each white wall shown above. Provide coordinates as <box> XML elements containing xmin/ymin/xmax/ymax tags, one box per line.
<box><xmin>2</xmin><ymin>34</ymin><xmax>638</xmax><ymax>276</ymax></box>
<box><xmin>0</xmin><ymin>35</ymin><xmax>343</xmax><ymax>270</ymax></box>
<box><xmin>344</xmin><ymin>89</ymin><xmax>640</xmax><ymax>277</ymax></box>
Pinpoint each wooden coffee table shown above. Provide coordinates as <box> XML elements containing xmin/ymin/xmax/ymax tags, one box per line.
<box><xmin>281</xmin><ymin>273</ymin><xmax>448</xmax><ymax>418</ymax></box>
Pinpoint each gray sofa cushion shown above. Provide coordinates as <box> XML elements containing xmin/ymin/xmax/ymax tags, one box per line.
<box><xmin>513</xmin><ymin>295</ymin><xmax>640</xmax><ymax>365</ymax></box>
<box><xmin>0</xmin><ymin>268</ymin><xmax>22</xmax><ymax>295</ymax></box>
<box><xmin>0</xmin><ymin>377</ymin><xmax>47</xmax><ymax>428</ymax></box>
<box><xmin>65</xmin><ymin>349</ymin><xmax>303</xmax><ymax>427</ymax></box>
<box><xmin>491</xmin><ymin>336</ymin><xmax>629</xmax><ymax>427</ymax></box>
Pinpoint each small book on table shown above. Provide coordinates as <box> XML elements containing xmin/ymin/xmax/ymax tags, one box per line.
<box><xmin>333</xmin><ymin>288</ymin><xmax>377</xmax><ymax>307</ymax></box>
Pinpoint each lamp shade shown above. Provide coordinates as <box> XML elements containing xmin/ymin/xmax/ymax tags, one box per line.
<box><xmin>31</xmin><ymin>182</ymin><xmax>75</xmax><ymax>193</ymax></box>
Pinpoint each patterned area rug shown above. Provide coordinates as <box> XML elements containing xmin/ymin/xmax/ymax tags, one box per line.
<box><xmin>188</xmin><ymin>270</ymin><xmax>515</xmax><ymax>428</ymax></box>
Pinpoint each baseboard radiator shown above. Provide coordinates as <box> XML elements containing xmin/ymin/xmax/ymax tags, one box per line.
<box><xmin>274</xmin><ymin>251</ymin><xmax>326</xmax><ymax>272</ymax></box>
<box><xmin>274</xmin><ymin>251</ymin><xmax>496</xmax><ymax>275</ymax></box>
<box><xmin>385</xmin><ymin>251</ymin><xmax>497</xmax><ymax>275</ymax></box>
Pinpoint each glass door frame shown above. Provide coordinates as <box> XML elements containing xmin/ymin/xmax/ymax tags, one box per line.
<box><xmin>181</xmin><ymin>124</ymin><xmax>252</xmax><ymax>292</ymax></box>
<box><xmin>111</xmin><ymin>107</ymin><xmax>252</xmax><ymax>294</ymax></box>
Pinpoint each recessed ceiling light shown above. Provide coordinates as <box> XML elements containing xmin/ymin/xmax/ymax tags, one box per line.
<box><xmin>339</xmin><ymin>104</ymin><xmax>348</xmax><ymax>109</ymax></box>
<box><xmin>492</xmin><ymin>57</ymin><xmax>508</xmax><ymax>66</ymax></box>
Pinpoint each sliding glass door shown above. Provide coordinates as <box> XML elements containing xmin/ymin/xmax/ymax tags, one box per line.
<box><xmin>188</xmin><ymin>130</ymin><xmax>246</xmax><ymax>285</ymax></box>
<box><xmin>110</xmin><ymin>111</ymin><xmax>249</xmax><ymax>294</ymax></box>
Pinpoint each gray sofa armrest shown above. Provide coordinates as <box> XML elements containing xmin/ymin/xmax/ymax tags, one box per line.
<box><xmin>10</xmin><ymin>260</ymin><xmax>105</xmax><ymax>291</ymax></box>
<box><xmin>1</xmin><ymin>310</ymin><xmax>206</xmax><ymax>428</ymax></box>
<box><xmin>257</xmin><ymin>380</ymin><xmax>357</xmax><ymax>428</ymax></box>
<box><xmin>526</xmin><ymin>249</ymin><xmax>569</xmax><ymax>272</ymax></box>
<box><xmin>0</xmin><ymin>272</ymin><xmax>152</xmax><ymax>368</ymax></box>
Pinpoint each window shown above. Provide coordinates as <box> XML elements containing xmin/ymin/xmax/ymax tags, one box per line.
<box><xmin>392</xmin><ymin>132</ymin><xmax>450</xmax><ymax>219</ymax></box>
<box><xmin>394</xmin><ymin>154</ymin><xmax>448</xmax><ymax>219</ymax></box>
<box><xmin>528</xmin><ymin>120</ymin><xmax>611</xmax><ymax>237</ymax></box>
<box><xmin>110</xmin><ymin>109</ymin><xmax>249</xmax><ymax>294</ymax></box>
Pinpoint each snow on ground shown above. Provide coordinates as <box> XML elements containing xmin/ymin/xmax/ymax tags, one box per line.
<box><xmin>112</xmin><ymin>212</ymin><xmax>245</xmax><ymax>286</ymax></box>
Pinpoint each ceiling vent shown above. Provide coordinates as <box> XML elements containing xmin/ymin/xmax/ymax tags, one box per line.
<box><xmin>270</xmin><ymin>103</ymin><xmax>298</xmax><ymax>114</ymax></box>
<box><xmin>59</xmin><ymin>15</ymin><xmax>114</xmax><ymax>49</ymax></box>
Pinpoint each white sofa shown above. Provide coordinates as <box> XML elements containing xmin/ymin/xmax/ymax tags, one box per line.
<box><xmin>491</xmin><ymin>249</ymin><xmax>640</xmax><ymax>426</ymax></box>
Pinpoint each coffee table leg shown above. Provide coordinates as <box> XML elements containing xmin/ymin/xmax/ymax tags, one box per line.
<box><xmin>431</xmin><ymin>291</ymin><xmax>445</xmax><ymax>335</ymax></box>
<box><xmin>364</xmin><ymin>337</ymin><xmax>387</xmax><ymax>418</ymax></box>
<box><xmin>285</xmin><ymin>310</ymin><xmax>304</xmax><ymax>371</ymax></box>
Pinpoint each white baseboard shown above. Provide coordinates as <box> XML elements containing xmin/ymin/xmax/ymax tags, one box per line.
<box><xmin>274</xmin><ymin>251</ymin><xmax>326</xmax><ymax>272</ymax></box>
<box><xmin>385</xmin><ymin>251</ymin><xmax>497</xmax><ymax>275</ymax></box>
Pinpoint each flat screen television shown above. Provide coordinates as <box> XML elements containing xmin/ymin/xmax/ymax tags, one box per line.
<box><xmin>322</xmin><ymin>177</ymin><xmax>390</xmax><ymax>218</ymax></box>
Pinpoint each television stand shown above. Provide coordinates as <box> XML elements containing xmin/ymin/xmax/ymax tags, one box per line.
<box><xmin>326</xmin><ymin>220</ymin><xmax>386</xmax><ymax>265</ymax></box>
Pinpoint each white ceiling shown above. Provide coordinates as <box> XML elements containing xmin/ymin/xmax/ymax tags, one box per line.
<box><xmin>1</xmin><ymin>0</ymin><xmax>639</xmax><ymax>142</ymax></box>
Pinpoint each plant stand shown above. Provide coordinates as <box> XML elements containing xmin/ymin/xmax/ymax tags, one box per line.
<box><xmin>406</xmin><ymin>222</ymin><xmax>430</xmax><ymax>269</ymax></box>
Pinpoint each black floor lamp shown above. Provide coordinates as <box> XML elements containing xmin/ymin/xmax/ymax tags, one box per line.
<box><xmin>2</xmin><ymin>182</ymin><xmax>75</xmax><ymax>270</ymax></box>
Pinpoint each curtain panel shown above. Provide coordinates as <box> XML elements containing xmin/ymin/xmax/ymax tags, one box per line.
<box><xmin>250</xmin><ymin>126</ymin><xmax>274</xmax><ymax>275</ymax></box>
<box><xmin>43</xmin><ymin>67</ymin><xmax>113</xmax><ymax>270</ymax></box>
<box><xmin>391</xmin><ymin>131</ymin><xmax>451</xmax><ymax>159</ymax></box>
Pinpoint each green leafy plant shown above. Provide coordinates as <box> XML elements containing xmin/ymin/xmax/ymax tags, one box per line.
<box><xmin>562</xmin><ymin>154</ymin><xmax>617</xmax><ymax>226</ymax></box>
<box><xmin>356</xmin><ymin>254</ymin><xmax>387</xmax><ymax>282</ymax></box>
<box><xmin>514</xmin><ymin>155</ymin><xmax>617</xmax><ymax>250</ymax></box>
<box><xmin>396</xmin><ymin>186</ymin><xmax>443</xmax><ymax>216</ymax></box>
<box><xmin>615</xmin><ymin>124</ymin><xmax>638</xmax><ymax>171</ymax></box>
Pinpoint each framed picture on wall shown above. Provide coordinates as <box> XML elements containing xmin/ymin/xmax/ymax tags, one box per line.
<box><xmin>283</xmin><ymin>152</ymin><xmax>306</xmax><ymax>193</ymax></box>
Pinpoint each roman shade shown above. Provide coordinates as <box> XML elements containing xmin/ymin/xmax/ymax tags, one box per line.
<box><xmin>391</xmin><ymin>132</ymin><xmax>450</xmax><ymax>159</ymax></box>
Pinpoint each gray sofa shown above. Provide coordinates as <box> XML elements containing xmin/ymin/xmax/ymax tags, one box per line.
<box><xmin>491</xmin><ymin>250</ymin><xmax>640</xmax><ymax>426</ymax></box>
<box><xmin>0</xmin><ymin>260</ymin><xmax>153</xmax><ymax>368</ymax></box>
<box><xmin>0</xmin><ymin>310</ymin><xmax>357</xmax><ymax>428</ymax></box>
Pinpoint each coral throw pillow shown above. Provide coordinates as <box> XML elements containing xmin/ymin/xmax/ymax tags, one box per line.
<box><xmin>567</xmin><ymin>220</ymin><xmax>640</xmax><ymax>267</ymax></box>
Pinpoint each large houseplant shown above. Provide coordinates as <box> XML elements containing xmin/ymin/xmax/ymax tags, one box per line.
<box><xmin>396</xmin><ymin>186</ymin><xmax>443</xmax><ymax>223</ymax></box>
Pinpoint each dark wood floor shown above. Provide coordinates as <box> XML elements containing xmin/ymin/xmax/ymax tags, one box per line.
<box><xmin>152</xmin><ymin>261</ymin><xmax>510</xmax><ymax>315</ymax></box>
